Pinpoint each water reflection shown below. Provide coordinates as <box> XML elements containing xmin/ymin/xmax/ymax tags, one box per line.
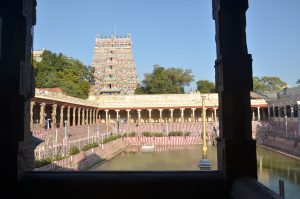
<box><xmin>93</xmin><ymin>145</ymin><xmax>300</xmax><ymax>199</ymax></box>
<box><xmin>257</xmin><ymin>146</ymin><xmax>300</xmax><ymax>199</ymax></box>
<box><xmin>93</xmin><ymin>145</ymin><xmax>218</xmax><ymax>171</ymax></box>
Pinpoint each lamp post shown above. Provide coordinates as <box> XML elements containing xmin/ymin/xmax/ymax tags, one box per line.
<box><xmin>199</xmin><ymin>95</ymin><xmax>211</xmax><ymax>169</ymax></box>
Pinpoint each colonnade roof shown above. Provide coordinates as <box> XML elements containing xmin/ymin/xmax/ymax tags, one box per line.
<box><xmin>33</xmin><ymin>88</ymin><xmax>268</xmax><ymax>109</ymax></box>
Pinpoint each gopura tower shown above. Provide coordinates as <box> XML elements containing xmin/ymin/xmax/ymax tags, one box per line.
<box><xmin>91</xmin><ymin>34</ymin><xmax>138</xmax><ymax>95</ymax></box>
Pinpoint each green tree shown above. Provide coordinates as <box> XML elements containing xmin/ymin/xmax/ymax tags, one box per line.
<box><xmin>196</xmin><ymin>80</ymin><xmax>215</xmax><ymax>93</ymax></box>
<box><xmin>135</xmin><ymin>65</ymin><xmax>194</xmax><ymax>94</ymax></box>
<box><xmin>34</xmin><ymin>50</ymin><xmax>94</xmax><ymax>99</ymax></box>
<box><xmin>253</xmin><ymin>76</ymin><xmax>288</xmax><ymax>92</ymax></box>
<box><xmin>296</xmin><ymin>79</ymin><xmax>300</xmax><ymax>85</ymax></box>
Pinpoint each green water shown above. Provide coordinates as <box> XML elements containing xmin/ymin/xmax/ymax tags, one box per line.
<box><xmin>93</xmin><ymin>145</ymin><xmax>300</xmax><ymax>199</ymax></box>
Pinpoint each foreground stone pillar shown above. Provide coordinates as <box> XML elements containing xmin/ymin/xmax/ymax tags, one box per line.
<box><xmin>77</xmin><ymin>108</ymin><xmax>81</xmax><ymax>126</ymax></box>
<box><xmin>180</xmin><ymin>108</ymin><xmax>185</xmax><ymax>123</ymax></box>
<box><xmin>191</xmin><ymin>108</ymin><xmax>196</xmax><ymax>122</ymax></box>
<box><xmin>126</xmin><ymin>109</ymin><xmax>131</xmax><ymax>123</ymax></box>
<box><xmin>30</xmin><ymin>101</ymin><xmax>35</xmax><ymax>128</ymax></box>
<box><xmin>39</xmin><ymin>103</ymin><xmax>46</xmax><ymax>126</ymax></box>
<box><xmin>72</xmin><ymin>107</ymin><xmax>76</xmax><ymax>126</ymax></box>
<box><xmin>159</xmin><ymin>109</ymin><xmax>163</xmax><ymax>123</ymax></box>
<box><xmin>291</xmin><ymin>107</ymin><xmax>294</xmax><ymax>118</ymax></box>
<box><xmin>1</xmin><ymin>0</ymin><xmax>37</xmax><ymax>188</ymax></box>
<box><xmin>257</xmin><ymin>107</ymin><xmax>260</xmax><ymax>121</ymax></box>
<box><xmin>137</xmin><ymin>109</ymin><xmax>141</xmax><ymax>123</ymax></box>
<box><xmin>213</xmin><ymin>0</ymin><xmax>257</xmax><ymax>181</ymax></box>
<box><xmin>59</xmin><ymin>106</ymin><xmax>64</xmax><ymax>128</ymax></box>
<box><xmin>105</xmin><ymin>110</ymin><xmax>109</xmax><ymax>124</ymax></box>
<box><xmin>51</xmin><ymin>104</ymin><xmax>57</xmax><ymax>128</ymax></box>
<box><xmin>170</xmin><ymin>109</ymin><xmax>174</xmax><ymax>123</ymax></box>
<box><xmin>148</xmin><ymin>109</ymin><xmax>152</xmax><ymax>123</ymax></box>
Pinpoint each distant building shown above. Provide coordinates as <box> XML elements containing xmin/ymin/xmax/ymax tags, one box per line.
<box><xmin>32</xmin><ymin>49</ymin><xmax>45</xmax><ymax>62</ymax></box>
<box><xmin>91</xmin><ymin>34</ymin><xmax>138</xmax><ymax>95</ymax></box>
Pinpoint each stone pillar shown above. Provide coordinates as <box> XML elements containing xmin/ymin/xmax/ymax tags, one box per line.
<box><xmin>116</xmin><ymin>110</ymin><xmax>120</xmax><ymax>121</ymax></box>
<box><xmin>89</xmin><ymin>109</ymin><xmax>93</xmax><ymax>124</ymax></box>
<box><xmin>67</xmin><ymin>106</ymin><xmax>71</xmax><ymax>126</ymax></box>
<box><xmin>126</xmin><ymin>109</ymin><xmax>131</xmax><ymax>123</ymax></box>
<box><xmin>211</xmin><ymin>109</ymin><xmax>214</xmax><ymax>122</ymax></box>
<box><xmin>51</xmin><ymin>104</ymin><xmax>57</xmax><ymax>128</ymax></box>
<box><xmin>30</xmin><ymin>101</ymin><xmax>35</xmax><ymax>128</ymax></box>
<box><xmin>59</xmin><ymin>106</ymin><xmax>65</xmax><ymax>128</ymax></box>
<box><xmin>91</xmin><ymin>109</ymin><xmax>94</xmax><ymax>124</ymax></box>
<box><xmin>257</xmin><ymin>107</ymin><xmax>260</xmax><ymax>121</ymax></box>
<box><xmin>72</xmin><ymin>107</ymin><xmax>76</xmax><ymax>126</ymax></box>
<box><xmin>88</xmin><ymin>109</ymin><xmax>90</xmax><ymax>124</ymax></box>
<box><xmin>82</xmin><ymin>108</ymin><xmax>85</xmax><ymax>125</ymax></box>
<box><xmin>159</xmin><ymin>109</ymin><xmax>163</xmax><ymax>123</ymax></box>
<box><xmin>137</xmin><ymin>109</ymin><xmax>141</xmax><ymax>123</ymax></box>
<box><xmin>96</xmin><ymin>110</ymin><xmax>99</xmax><ymax>124</ymax></box>
<box><xmin>273</xmin><ymin>104</ymin><xmax>276</xmax><ymax>117</ymax></box>
<box><xmin>180</xmin><ymin>108</ymin><xmax>185</xmax><ymax>123</ymax></box>
<box><xmin>291</xmin><ymin>107</ymin><xmax>294</xmax><ymax>118</ymax></box>
<box><xmin>252</xmin><ymin>109</ymin><xmax>255</xmax><ymax>121</ymax></box>
<box><xmin>94</xmin><ymin>110</ymin><xmax>96</xmax><ymax>124</ymax></box>
<box><xmin>170</xmin><ymin>109</ymin><xmax>174</xmax><ymax>123</ymax></box>
<box><xmin>213</xmin><ymin>0</ymin><xmax>257</xmax><ymax>180</ymax></box>
<box><xmin>284</xmin><ymin>106</ymin><xmax>287</xmax><ymax>117</ymax></box>
<box><xmin>148</xmin><ymin>109</ymin><xmax>152</xmax><ymax>123</ymax></box>
<box><xmin>191</xmin><ymin>108</ymin><xmax>196</xmax><ymax>122</ymax></box>
<box><xmin>39</xmin><ymin>103</ymin><xmax>46</xmax><ymax>126</ymax></box>
<box><xmin>262</xmin><ymin>108</ymin><xmax>266</xmax><ymax>121</ymax></box>
<box><xmin>86</xmin><ymin>109</ymin><xmax>89</xmax><ymax>125</ymax></box>
<box><xmin>77</xmin><ymin>108</ymin><xmax>81</xmax><ymax>126</ymax></box>
<box><xmin>213</xmin><ymin>108</ymin><xmax>217</xmax><ymax>122</ymax></box>
<box><xmin>105</xmin><ymin>110</ymin><xmax>109</xmax><ymax>124</ymax></box>
<box><xmin>267</xmin><ymin>106</ymin><xmax>271</xmax><ymax>120</ymax></box>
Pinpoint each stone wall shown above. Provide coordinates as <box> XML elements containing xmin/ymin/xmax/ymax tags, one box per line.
<box><xmin>35</xmin><ymin>139</ymin><xmax>128</xmax><ymax>171</ymax></box>
<box><xmin>262</xmin><ymin>135</ymin><xmax>300</xmax><ymax>157</ymax></box>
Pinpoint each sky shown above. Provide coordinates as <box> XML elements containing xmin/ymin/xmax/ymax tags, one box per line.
<box><xmin>34</xmin><ymin>0</ymin><xmax>300</xmax><ymax>90</ymax></box>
